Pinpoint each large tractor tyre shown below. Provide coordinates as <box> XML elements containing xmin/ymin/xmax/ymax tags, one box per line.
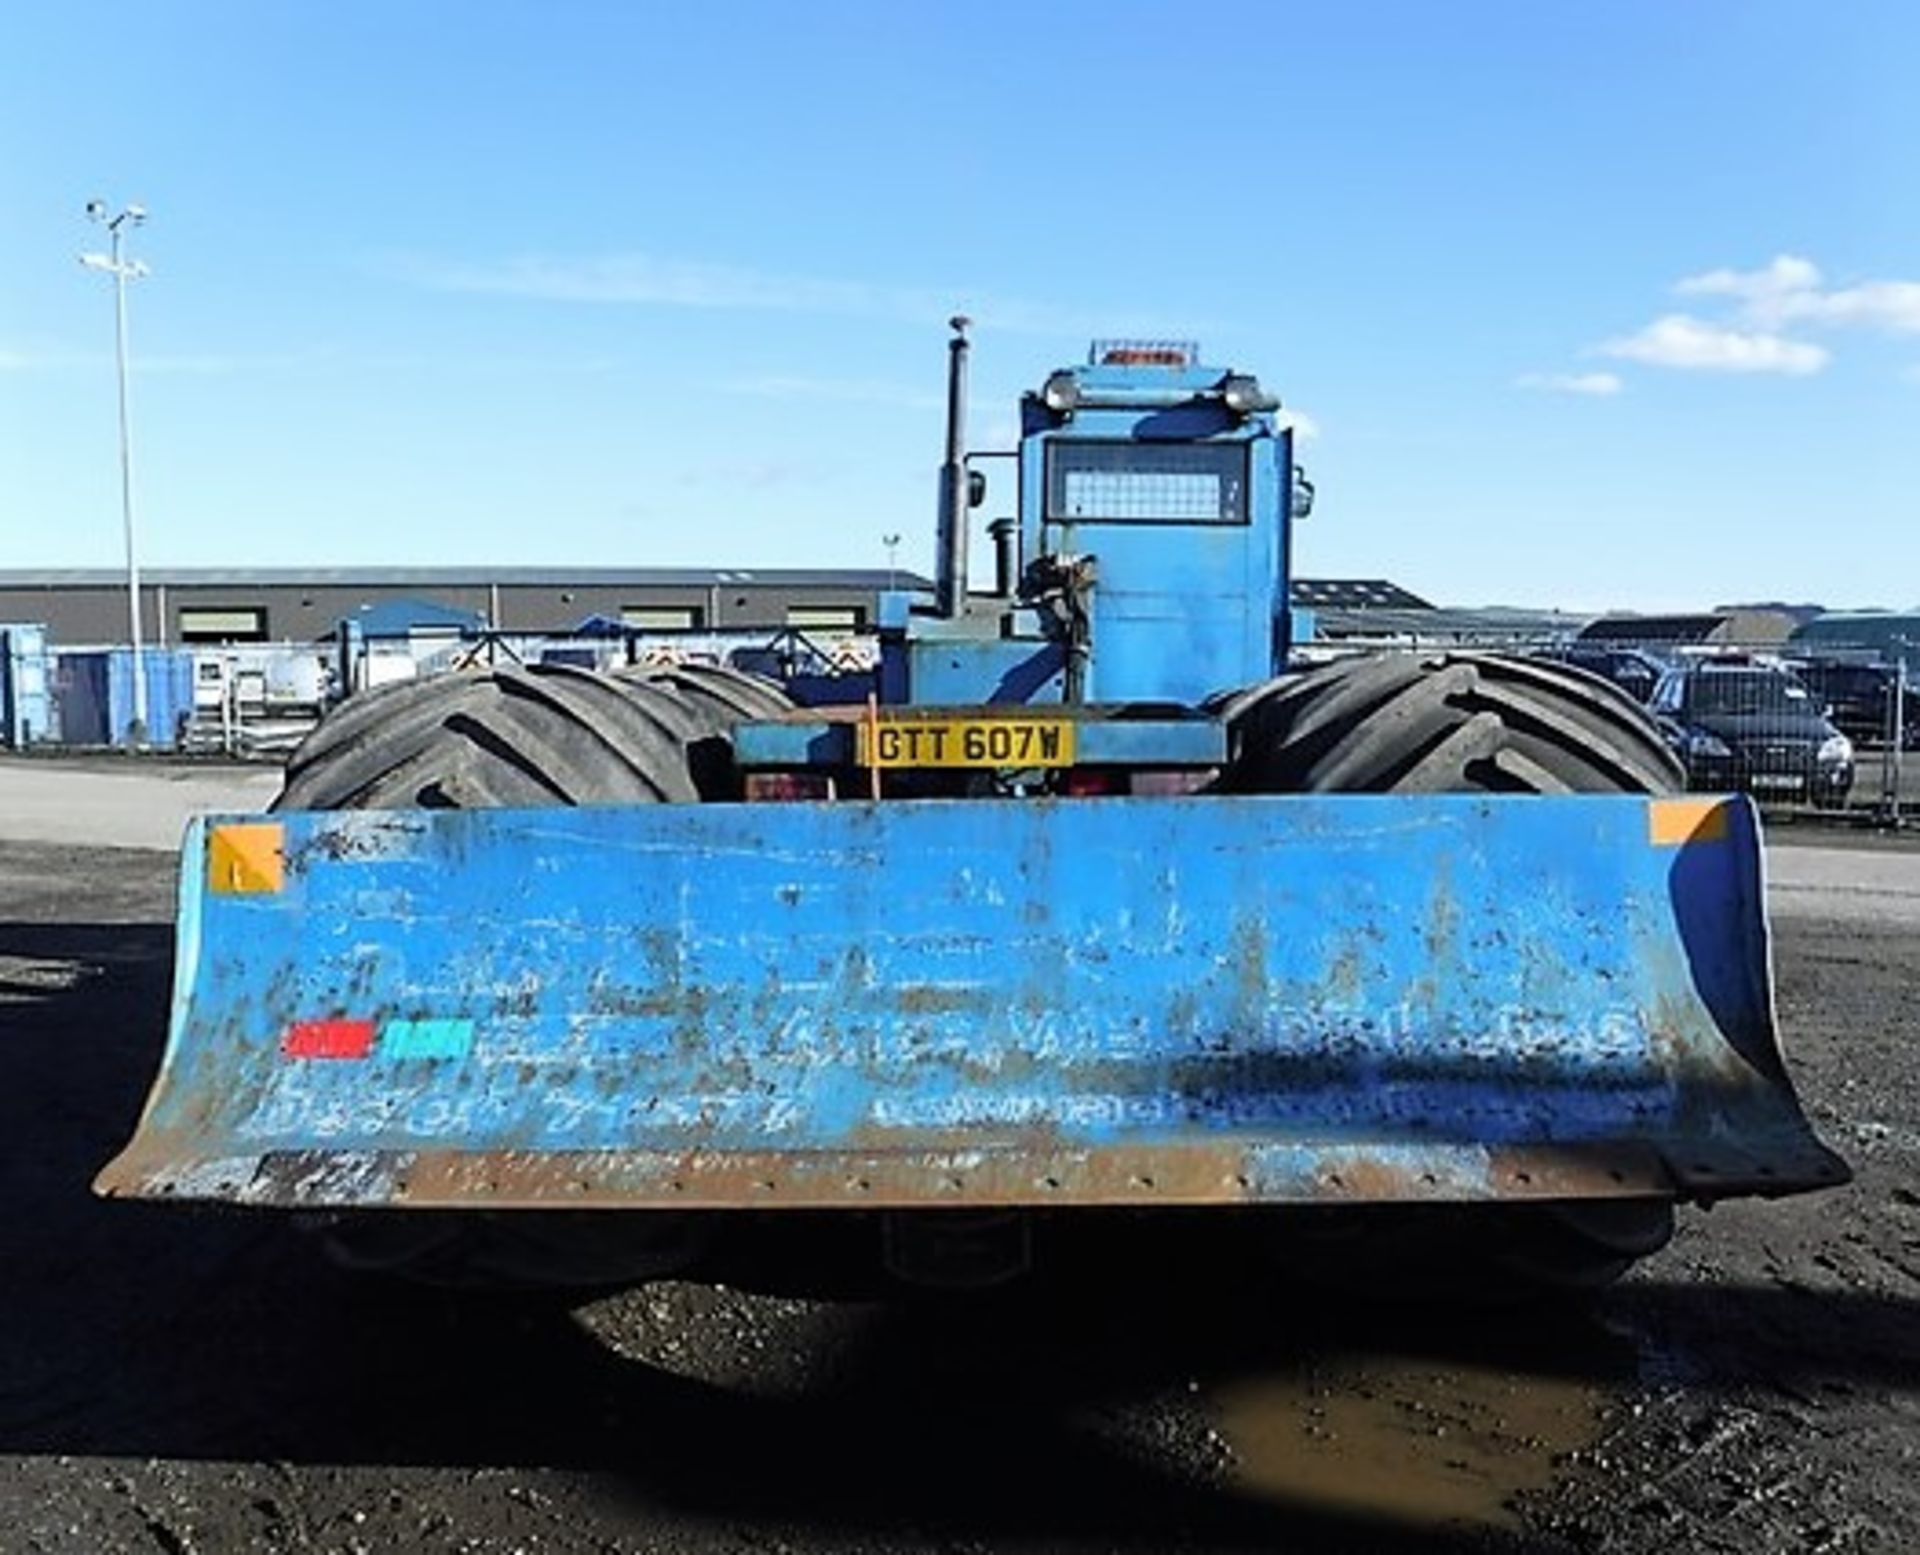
<box><xmin>616</xmin><ymin>659</ymin><xmax>797</xmax><ymax>721</ymax></box>
<box><xmin>1217</xmin><ymin>651</ymin><xmax>1684</xmax><ymax>796</ymax></box>
<box><xmin>274</xmin><ymin>662</ymin><xmax>793</xmax><ymax>1287</ymax></box>
<box><xmin>612</xmin><ymin>661</ymin><xmax>799</xmax><ymax>799</ymax></box>
<box><xmin>1220</xmin><ymin>652</ymin><xmax>1680</xmax><ymax>1294</ymax></box>
<box><xmin>277</xmin><ymin>661</ymin><xmax>791</xmax><ymax>811</ymax></box>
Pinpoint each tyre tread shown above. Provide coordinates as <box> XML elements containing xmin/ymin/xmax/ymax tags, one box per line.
<box><xmin>1223</xmin><ymin>652</ymin><xmax>1683</xmax><ymax>794</ymax></box>
<box><xmin>275</xmin><ymin>663</ymin><xmax>792</xmax><ymax>811</ymax></box>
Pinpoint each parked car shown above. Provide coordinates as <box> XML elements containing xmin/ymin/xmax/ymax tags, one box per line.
<box><xmin>1648</xmin><ymin>658</ymin><xmax>1854</xmax><ymax>807</ymax></box>
<box><xmin>1781</xmin><ymin>656</ymin><xmax>1920</xmax><ymax>749</ymax></box>
<box><xmin>1535</xmin><ymin>644</ymin><xmax>1668</xmax><ymax>704</ymax></box>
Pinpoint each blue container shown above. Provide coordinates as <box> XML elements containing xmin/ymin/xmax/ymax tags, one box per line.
<box><xmin>0</xmin><ymin>624</ymin><xmax>56</xmax><ymax>747</ymax></box>
<box><xmin>110</xmin><ymin>647</ymin><xmax>193</xmax><ymax>747</ymax></box>
<box><xmin>55</xmin><ymin>651</ymin><xmax>108</xmax><ymax>745</ymax></box>
<box><xmin>54</xmin><ymin>647</ymin><xmax>194</xmax><ymax>747</ymax></box>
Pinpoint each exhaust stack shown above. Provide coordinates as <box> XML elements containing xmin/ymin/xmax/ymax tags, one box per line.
<box><xmin>935</xmin><ymin>316</ymin><xmax>971</xmax><ymax>618</ymax></box>
<box><xmin>989</xmin><ymin>517</ymin><xmax>1019</xmax><ymax>599</ymax></box>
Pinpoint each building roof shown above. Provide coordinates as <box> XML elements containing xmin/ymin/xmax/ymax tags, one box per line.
<box><xmin>1289</xmin><ymin>578</ymin><xmax>1434</xmax><ymax>610</ymax></box>
<box><xmin>1312</xmin><ymin>605</ymin><xmax>1591</xmax><ymax>643</ymax></box>
<box><xmin>0</xmin><ymin>565</ymin><xmax>934</xmax><ymax>590</ymax></box>
<box><xmin>344</xmin><ymin>597</ymin><xmax>488</xmax><ymax>636</ymax></box>
<box><xmin>1795</xmin><ymin>610</ymin><xmax>1920</xmax><ymax>628</ymax></box>
<box><xmin>1792</xmin><ymin>612</ymin><xmax>1920</xmax><ymax>656</ymax></box>
<box><xmin>1715</xmin><ymin>601</ymin><xmax>1828</xmax><ymax>629</ymax></box>
<box><xmin>1578</xmin><ymin>614</ymin><xmax>1728</xmax><ymax>644</ymax></box>
<box><xmin>4</xmin><ymin>568</ymin><xmax>1415</xmax><ymax>610</ymax></box>
<box><xmin>1713</xmin><ymin>608</ymin><xmax>1801</xmax><ymax>646</ymax></box>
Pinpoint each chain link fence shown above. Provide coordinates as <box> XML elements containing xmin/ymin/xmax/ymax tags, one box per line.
<box><xmin>151</xmin><ymin>624</ymin><xmax>881</xmax><ymax>759</ymax></box>
<box><xmin>161</xmin><ymin>614</ymin><xmax>1920</xmax><ymax>826</ymax></box>
<box><xmin>1544</xmin><ymin>638</ymin><xmax>1907</xmax><ymax>821</ymax></box>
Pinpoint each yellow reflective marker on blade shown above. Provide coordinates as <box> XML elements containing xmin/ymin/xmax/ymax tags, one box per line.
<box><xmin>1647</xmin><ymin>797</ymin><xmax>1729</xmax><ymax>847</ymax></box>
<box><xmin>208</xmin><ymin>822</ymin><xmax>285</xmax><ymax>894</ymax></box>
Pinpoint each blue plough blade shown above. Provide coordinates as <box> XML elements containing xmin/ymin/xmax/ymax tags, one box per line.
<box><xmin>97</xmin><ymin>794</ymin><xmax>1847</xmax><ymax>1211</ymax></box>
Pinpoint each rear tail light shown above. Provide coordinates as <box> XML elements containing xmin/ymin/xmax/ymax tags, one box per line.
<box><xmin>746</xmin><ymin>773</ymin><xmax>834</xmax><ymax>802</ymax></box>
<box><xmin>1128</xmin><ymin>770</ymin><xmax>1216</xmax><ymax>796</ymax></box>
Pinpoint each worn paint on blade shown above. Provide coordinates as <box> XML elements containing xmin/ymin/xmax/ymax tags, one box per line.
<box><xmin>298</xmin><ymin>810</ymin><xmax>434</xmax><ymax>864</ymax></box>
<box><xmin>105</xmin><ymin>1139</ymin><xmax>1693</xmax><ymax>1211</ymax></box>
<box><xmin>207</xmin><ymin>822</ymin><xmax>284</xmax><ymax>894</ymax></box>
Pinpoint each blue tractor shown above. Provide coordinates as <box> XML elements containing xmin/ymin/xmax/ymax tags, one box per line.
<box><xmin>99</xmin><ymin>325</ymin><xmax>1844</xmax><ymax>1292</ymax></box>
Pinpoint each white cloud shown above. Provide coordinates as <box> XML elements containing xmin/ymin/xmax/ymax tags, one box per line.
<box><xmin>1778</xmin><ymin>279</ymin><xmax>1920</xmax><ymax>334</ymax></box>
<box><xmin>1598</xmin><ymin>314</ymin><xmax>1829</xmax><ymax>375</ymax></box>
<box><xmin>1676</xmin><ymin>254</ymin><xmax>1823</xmax><ymax>312</ymax></box>
<box><xmin>1676</xmin><ymin>254</ymin><xmax>1920</xmax><ymax>335</ymax></box>
<box><xmin>1516</xmin><ymin>371</ymin><xmax>1623</xmax><ymax>396</ymax></box>
<box><xmin>387</xmin><ymin>251</ymin><xmax>1188</xmax><ymax>338</ymax></box>
<box><xmin>1276</xmin><ymin>406</ymin><xmax>1321</xmax><ymax>441</ymax></box>
<box><xmin>1580</xmin><ymin>255</ymin><xmax>1920</xmax><ymax>385</ymax></box>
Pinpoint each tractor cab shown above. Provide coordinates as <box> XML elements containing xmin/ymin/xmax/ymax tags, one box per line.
<box><xmin>893</xmin><ymin>330</ymin><xmax>1311</xmax><ymax>709</ymax></box>
<box><xmin>1018</xmin><ymin>340</ymin><xmax>1306</xmax><ymax>705</ymax></box>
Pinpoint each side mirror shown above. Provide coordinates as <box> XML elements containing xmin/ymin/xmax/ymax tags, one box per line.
<box><xmin>967</xmin><ymin>469</ymin><xmax>987</xmax><ymax>508</ymax></box>
<box><xmin>1290</xmin><ymin>465</ymin><xmax>1315</xmax><ymax>520</ymax></box>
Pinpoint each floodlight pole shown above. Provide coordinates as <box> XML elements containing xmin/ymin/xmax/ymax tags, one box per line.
<box><xmin>83</xmin><ymin>201</ymin><xmax>149</xmax><ymax>745</ymax></box>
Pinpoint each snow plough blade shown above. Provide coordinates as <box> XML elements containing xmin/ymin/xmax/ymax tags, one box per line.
<box><xmin>97</xmin><ymin>794</ymin><xmax>1846</xmax><ymax>1210</ymax></box>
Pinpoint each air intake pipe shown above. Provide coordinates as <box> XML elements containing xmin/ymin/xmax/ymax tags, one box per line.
<box><xmin>989</xmin><ymin>517</ymin><xmax>1020</xmax><ymax>599</ymax></box>
<box><xmin>935</xmin><ymin>316</ymin><xmax>970</xmax><ymax>618</ymax></box>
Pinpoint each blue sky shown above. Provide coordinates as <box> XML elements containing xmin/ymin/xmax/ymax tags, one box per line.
<box><xmin>2</xmin><ymin>2</ymin><xmax>1914</xmax><ymax>610</ymax></box>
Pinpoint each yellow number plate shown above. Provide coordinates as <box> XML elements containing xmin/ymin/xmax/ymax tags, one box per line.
<box><xmin>856</xmin><ymin>718</ymin><xmax>1077</xmax><ymax>769</ymax></box>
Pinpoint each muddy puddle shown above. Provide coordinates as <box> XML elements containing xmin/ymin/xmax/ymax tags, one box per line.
<box><xmin>578</xmin><ymin>1238</ymin><xmax>1656</xmax><ymax>1537</ymax></box>
<box><xmin>1209</xmin><ymin>1331</ymin><xmax>1627</xmax><ymax>1531</ymax></box>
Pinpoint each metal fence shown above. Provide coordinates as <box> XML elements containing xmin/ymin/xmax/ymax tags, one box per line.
<box><xmin>29</xmin><ymin>610</ymin><xmax>1916</xmax><ymax>827</ymax></box>
<box><xmin>341</xmin><ymin>623</ymin><xmax>879</xmax><ymax>684</ymax></box>
<box><xmin>1544</xmin><ymin>637</ymin><xmax>1910</xmax><ymax>822</ymax></box>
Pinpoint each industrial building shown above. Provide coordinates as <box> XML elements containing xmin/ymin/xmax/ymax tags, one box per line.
<box><xmin>0</xmin><ymin>567</ymin><xmax>1519</xmax><ymax>651</ymax></box>
<box><xmin>0</xmin><ymin>566</ymin><xmax>930</xmax><ymax>647</ymax></box>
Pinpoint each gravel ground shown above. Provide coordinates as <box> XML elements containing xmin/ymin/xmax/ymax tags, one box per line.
<box><xmin>1517</xmin><ymin>906</ymin><xmax>1920</xmax><ymax>1551</ymax></box>
<box><xmin>0</xmin><ymin>789</ymin><xmax>1914</xmax><ymax>1552</ymax></box>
